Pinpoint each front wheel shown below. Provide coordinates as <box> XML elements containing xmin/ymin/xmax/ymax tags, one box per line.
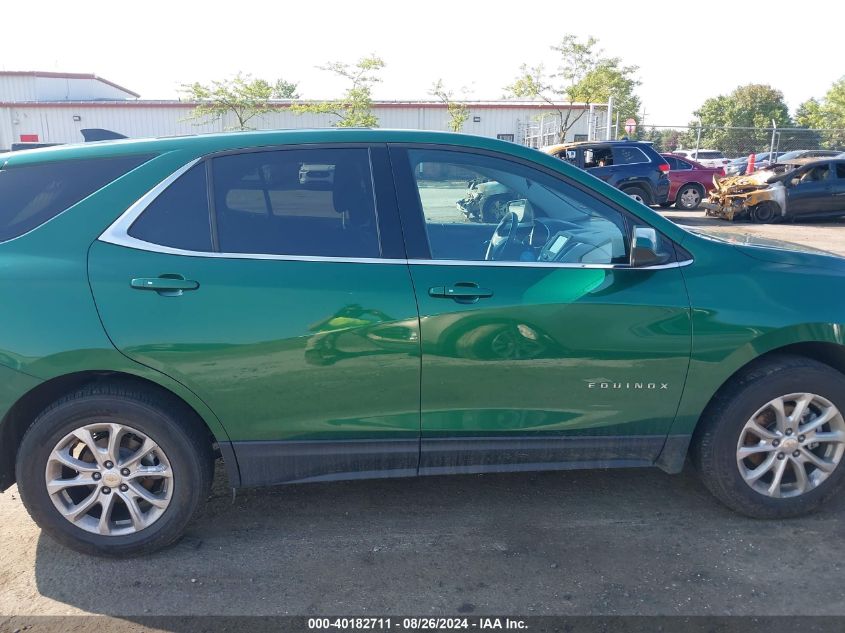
<box><xmin>750</xmin><ymin>201</ymin><xmax>779</xmax><ymax>223</ymax></box>
<box><xmin>692</xmin><ymin>356</ymin><xmax>845</xmax><ymax>518</ymax></box>
<box><xmin>16</xmin><ymin>384</ymin><xmax>213</xmax><ymax>557</ymax></box>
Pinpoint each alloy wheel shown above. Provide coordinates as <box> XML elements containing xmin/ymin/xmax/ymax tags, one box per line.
<box><xmin>45</xmin><ymin>422</ymin><xmax>173</xmax><ymax>536</ymax></box>
<box><xmin>736</xmin><ymin>393</ymin><xmax>845</xmax><ymax>498</ymax></box>
<box><xmin>679</xmin><ymin>187</ymin><xmax>701</xmax><ymax>209</ymax></box>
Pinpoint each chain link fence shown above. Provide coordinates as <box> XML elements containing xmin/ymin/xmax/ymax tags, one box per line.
<box><xmin>518</xmin><ymin>116</ymin><xmax>845</xmax><ymax>162</ymax></box>
<box><xmin>627</xmin><ymin>125</ymin><xmax>845</xmax><ymax>160</ymax></box>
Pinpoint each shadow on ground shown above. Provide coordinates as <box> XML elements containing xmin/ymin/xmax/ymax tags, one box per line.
<box><xmin>31</xmin><ymin>463</ymin><xmax>845</xmax><ymax>623</ymax></box>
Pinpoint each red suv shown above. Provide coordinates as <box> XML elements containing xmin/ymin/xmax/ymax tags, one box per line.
<box><xmin>661</xmin><ymin>153</ymin><xmax>723</xmax><ymax>210</ymax></box>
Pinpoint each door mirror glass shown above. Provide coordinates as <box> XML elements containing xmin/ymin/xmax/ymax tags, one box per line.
<box><xmin>630</xmin><ymin>226</ymin><xmax>671</xmax><ymax>268</ymax></box>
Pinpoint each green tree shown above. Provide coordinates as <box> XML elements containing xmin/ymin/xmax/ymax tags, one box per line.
<box><xmin>505</xmin><ymin>35</ymin><xmax>640</xmax><ymax>142</ymax></box>
<box><xmin>683</xmin><ymin>84</ymin><xmax>791</xmax><ymax>155</ymax></box>
<box><xmin>429</xmin><ymin>79</ymin><xmax>470</xmax><ymax>132</ymax></box>
<box><xmin>795</xmin><ymin>97</ymin><xmax>826</xmax><ymax>129</ymax></box>
<box><xmin>796</xmin><ymin>78</ymin><xmax>845</xmax><ymax>147</ymax></box>
<box><xmin>291</xmin><ymin>55</ymin><xmax>384</xmax><ymax>128</ymax></box>
<box><xmin>180</xmin><ymin>73</ymin><xmax>299</xmax><ymax>131</ymax></box>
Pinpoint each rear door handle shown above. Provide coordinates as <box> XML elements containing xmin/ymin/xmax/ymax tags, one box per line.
<box><xmin>429</xmin><ymin>283</ymin><xmax>494</xmax><ymax>303</ymax></box>
<box><xmin>131</xmin><ymin>275</ymin><xmax>199</xmax><ymax>296</ymax></box>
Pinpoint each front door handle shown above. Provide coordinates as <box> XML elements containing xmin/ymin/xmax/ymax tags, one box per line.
<box><xmin>131</xmin><ymin>275</ymin><xmax>199</xmax><ymax>296</ymax></box>
<box><xmin>429</xmin><ymin>283</ymin><xmax>494</xmax><ymax>303</ymax></box>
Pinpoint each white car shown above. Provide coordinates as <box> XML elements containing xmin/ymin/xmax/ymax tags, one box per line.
<box><xmin>672</xmin><ymin>149</ymin><xmax>730</xmax><ymax>169</ymax></box>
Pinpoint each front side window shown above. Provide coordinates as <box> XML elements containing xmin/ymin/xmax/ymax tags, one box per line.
<box><xmin>212</xmin><ymin>148</ymin><xmax>380</xmax><ymax>258</ymax></box>
<box><xmin>406</xmin><ymin>148</ymin><xmax>630</xmax><ymax>265</ymax></box>
<box><xmin>0</xmin><ymin>155</ymin><xmax>152</xmax><ymax>243</ymax></box>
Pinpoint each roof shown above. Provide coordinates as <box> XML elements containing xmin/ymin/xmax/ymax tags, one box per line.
<box><xmin>541</xmin><ymin>140</ymin><xmax>652</xmax><ymax>153</ymax></box>
<box><xmin>0</xmin><ymin>71</ymin><xmax>141</xmax><ymax>98</ymax></box>
<box><xmin>0</xmin><ymin>128</ymin><xmax>554</xmax><ymax>167</ymax></box>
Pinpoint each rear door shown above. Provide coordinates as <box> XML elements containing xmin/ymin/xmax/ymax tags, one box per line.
<box><xmin>390</xmin><ymin>145</ymin><xmax>692</xmax><ymax>474</ymax></box>
<box><xmin>89</xmin><ymin>145</ymin><xmax>421</xmax><ymax>486</ymax></box>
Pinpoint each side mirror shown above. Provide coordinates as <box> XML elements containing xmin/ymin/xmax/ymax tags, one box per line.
<box><xmin>506</xmin><ymin>199</ymin><xmax>534</xmax><ymax>226</ymax></box>
<box><xmin>630</xmin><ymin>227</ymin><xmax>671</xmax><ymax>268</ymax></box>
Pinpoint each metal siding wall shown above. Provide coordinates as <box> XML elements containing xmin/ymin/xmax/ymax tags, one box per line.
<box><xmin>32</xmin><ymin>77</ymin><xmax>132</xmax><ymax>101</ymax></box>
<box><xmin>0</xmin><ymin>107</ymin><xmax>13</xmax><ymax>150</ymax></box>
<box><xmin>0</xmin><ymin>76</ymin><xmax>37</xmax><ymax>102</ymax></box>
<box><xmin>0</xmin><ymin>103</ymin><xmax>596</xmax><ymax>146</ymax></box>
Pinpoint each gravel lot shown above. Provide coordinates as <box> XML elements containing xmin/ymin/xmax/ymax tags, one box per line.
<box><xmin>2</xmin><ymin>211</ymin><xmax>845</xmax><ymax>623</ymax></box>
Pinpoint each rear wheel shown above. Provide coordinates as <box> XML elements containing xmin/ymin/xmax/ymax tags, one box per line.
<box><xmin>16</xmin><ymin>384</ymin><xmax>213</xmax><ymax>557</ymax></box>
<box><xmin>622</xmin><ymin>186</ymin><xmax>651</xmax><ymax>206</ymax></box>
<box><xmin>693</xmin><ymin>356</ymin><xmax>845</xmax><ymax>518</ymax></box>
<box><xmin>675</xmin><ymin>184</ymin><xmax>704</xmax><ymax>210</ymax></box>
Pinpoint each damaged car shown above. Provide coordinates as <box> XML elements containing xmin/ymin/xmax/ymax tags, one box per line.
<box><xmin>705</xmin><ymin>158</ymin><xmax>845</xmax><ymax>222</ymax></box>
<box><xmin>456</xmin><ymin>177</ymin><xmax>516</xmax><ymax>223</ymax></box>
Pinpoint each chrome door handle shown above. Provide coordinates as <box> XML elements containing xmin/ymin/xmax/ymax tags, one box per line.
<box><xmin>429</xmin><ymin>283</ymin><xmax>494</xmax><ymax>303</ymax></box>
<box><xmin>131</xmin><ymin>275</ymin><xmax>199</xmax><ymax>296</ymax></box>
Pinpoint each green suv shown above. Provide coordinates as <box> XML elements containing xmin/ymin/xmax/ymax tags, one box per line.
<box><xmin>2</xmin><ymin>129</ymin><xmax>845</xmax><ymax>557</ymax></box>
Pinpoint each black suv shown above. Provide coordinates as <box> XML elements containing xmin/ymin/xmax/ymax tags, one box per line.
<box><xmin>544</xmin><ymin>140</ymin><xmax>671</xmax><ymax>206</ymax></box>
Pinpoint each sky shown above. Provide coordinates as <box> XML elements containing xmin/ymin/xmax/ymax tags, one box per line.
<box><xmin>3</xmin><ymin>1</ymin><xmax>843</xmax><ymax>125</ymax></box>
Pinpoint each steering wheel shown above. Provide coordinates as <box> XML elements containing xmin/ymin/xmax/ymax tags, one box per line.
<box><xmin>485</xmin><ymin>211</ymin><xmax>520</xmax><ymax>261</ymax></box>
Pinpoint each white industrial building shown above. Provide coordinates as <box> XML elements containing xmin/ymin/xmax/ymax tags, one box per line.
<box><xmin>0</xmin><ymin>71</ymin><xmax>609</xmax><ymax>150</ymax></box>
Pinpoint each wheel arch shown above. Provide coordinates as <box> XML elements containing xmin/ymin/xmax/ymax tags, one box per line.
<box><xmin>656</xmin><ymin>340</ymin><xmax>845</xmax><ymax>473</ymax></box>
<box><xmin>677</xmin><ymin>181</ymin><xmax>705</xmax><ymax>197</ymax></box>
<box><xmin>0</xmin><ymin>369</ymin><xmax>240</xmax><ymax>491</ymax></box>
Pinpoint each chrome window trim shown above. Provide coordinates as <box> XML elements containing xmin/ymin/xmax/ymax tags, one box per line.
<box><xmin>99</xmin><ymin>159</ymin><xmax>693</xmax><ymax>271</ymax></box>
<box><xmin>407</xmin><ymin>258</ymin><xmax>692</xmax><ymax>270</ymax></box>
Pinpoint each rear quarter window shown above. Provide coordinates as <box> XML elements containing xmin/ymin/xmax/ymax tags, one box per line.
<box><xmin>0</xmin><ymin>155</ymin><xmax>153</xmax><ymax>243</ymax></box>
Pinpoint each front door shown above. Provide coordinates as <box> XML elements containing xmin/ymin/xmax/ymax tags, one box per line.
<box><xmin>390</xmin><ymin>146</ymin><xmax>692</xmax><ymax>474</ymax></box>
<box><xmin>89</xmin><ymin>145</ymin><xmax>421</xmax><ymax>486</ymax></box>
<box><xmin>787</xmin><ymin>162</ymin><xmax>835</xmax><ymax>216</ymax></box>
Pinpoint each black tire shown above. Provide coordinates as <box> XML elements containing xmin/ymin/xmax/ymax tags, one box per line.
<box><xmin>621</xmin><ymin>186</ymin><xmax>651</xmax><ymax>206</ymax></box>
<box><xmin>675</xmin><ymin>184</ymin><xmax>704</xmax><ymax>210</ymax></box>
<box><xmin>658</xmin><ymin>201</ymin><xmax>673</xmax><ymax>208</ymax></box>
<box><xmin>749</xmin><ymin>201</ymin><xmax>779</xmax><ymax>223</ymax></box>
<box><xmin>16</xmin><ymin>384</ymin><xmax>214</xmax><ymax>557</ymax></box>
<box><xmin>692</xmin><ymin>355</ymin><xmax>845</xmax><ymax>518</ymax></box>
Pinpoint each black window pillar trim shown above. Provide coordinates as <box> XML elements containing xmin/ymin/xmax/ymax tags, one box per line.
<box><xmin>203</xmin><ymin>158</ymin><xmax>220</xmax><ymax>252</ymax></box>
<box><xmin>387</xmin><ymin>145</ymin><xmax>432</xmax><ymax>260</ymax></box>
<box><xmin>370</xmin><ymin>145</ymin><xmax>407</xmax><ymax>260</ymax></box>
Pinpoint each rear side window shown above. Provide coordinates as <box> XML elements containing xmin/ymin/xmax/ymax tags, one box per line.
<box><xmin>128</xmin><ymin>164</ymin><xmax>212</xmax><ymax>252</ymax></box>
<box><xmin>211</xmin><ymin>148</ymin><xmax>380</xmax><ymax>258</ymax></box>
<box><xmin>0</xmin><ymin>155</ymin><xmax>152</xmax><ymax>243</ymax></box>
<box><xmin>612</xmin><ymin>146</ymin><xmax>649</xmax><ymax>165</ymax></box>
